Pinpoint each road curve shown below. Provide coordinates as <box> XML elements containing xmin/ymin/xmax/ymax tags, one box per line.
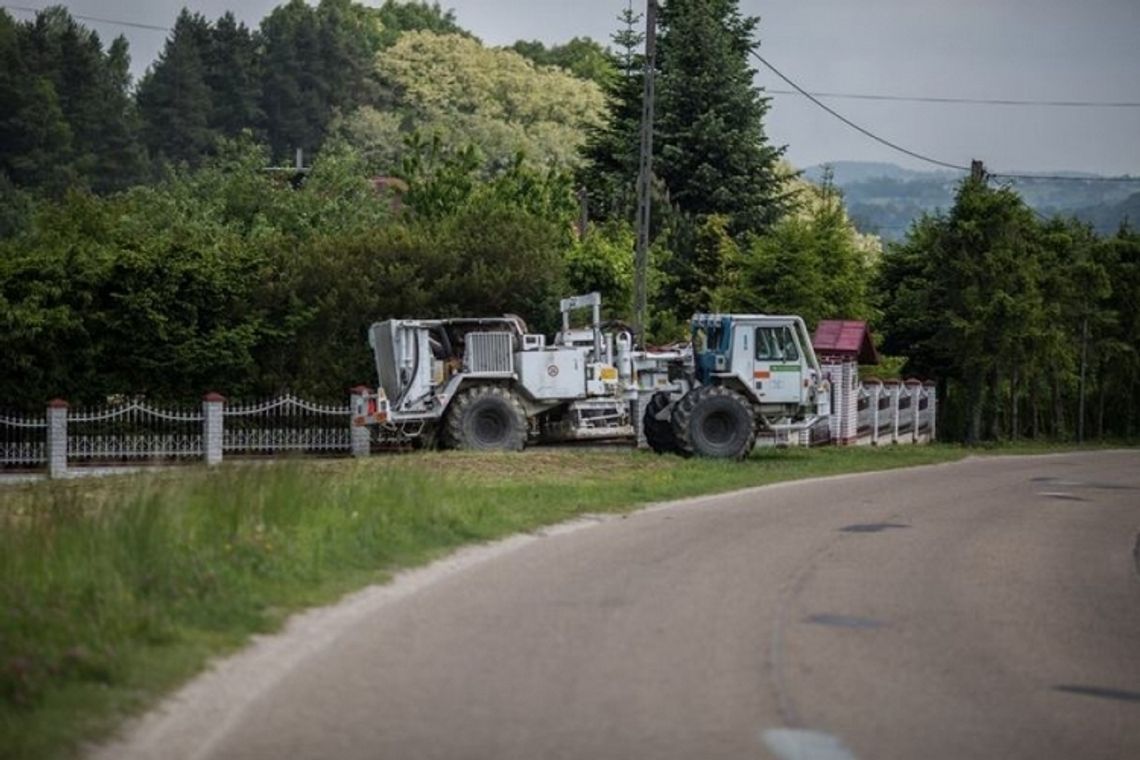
<box><xmin>94</xmin><ymin>451</ymin><xmax>1140</xmax><ymax>760</ymax></box>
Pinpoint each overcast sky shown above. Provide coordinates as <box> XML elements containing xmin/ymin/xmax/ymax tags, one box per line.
<box><xmin>9</xmin><ymin>1</ymin><xmax>1140</xmax><ymax>175</ymax></box>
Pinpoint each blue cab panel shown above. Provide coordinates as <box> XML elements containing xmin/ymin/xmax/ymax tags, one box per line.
<box><xmin>691</xmin><ymin>316</ymin><xmax>734</xmax><ymax>385</ymax></box>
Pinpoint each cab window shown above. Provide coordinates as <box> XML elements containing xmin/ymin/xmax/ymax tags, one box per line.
<box><xmin>755</xmin><ymin>326</ymin><xmax>800</xmax><ymax>362</ymax></box>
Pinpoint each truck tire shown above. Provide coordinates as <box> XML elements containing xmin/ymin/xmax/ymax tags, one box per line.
<box><xmin>442</xmin><ymin>386</ymin><xmax>527</xmax><ymax>451</ymax></box>
<box><xmin>671</xmin><ymin>386</ymin><xmax>756</xmax><ymax>460</ymax></box>
<box><xmin>643</xmin><ymin>392</ymin><xmax>678</xmax><ymax>454</ymax></box>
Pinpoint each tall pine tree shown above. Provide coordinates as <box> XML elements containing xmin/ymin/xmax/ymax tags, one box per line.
<box><xmin>8</xmin><ymin>7</ymin><xmax>144</xmax><ymax>192</ymax></box>
<box><xmin>203</xmin><ymin>12</ymin><xmax>263</xmax><ymax>140</ymax></box>
<box><xmin>260</xmin><ymin>0</ymin><xmax>382</xmax><ymax>162</ymax></box>
<box><xmin>577</xmin><ymin>4</ymin><xmax>645</xmax><ymax>223</ymax></box>
<box><xmin>136</xmin><ymin>10</ymin><xmax>214</xmax><ymax>167</ymax></box>
<box><xmin>0</xmin><ymin>10</ymin><xmax>72</xmax><ymax>192</ymax></box>
<box><xmin>92</xmin><ymin>36</ymin><xmax>147</xmax><ymax>192</ymax></box>
<box><xmin>655</xmin><ymin>0</ymin><xmax>789</xmax><ymax>234</ymax></box>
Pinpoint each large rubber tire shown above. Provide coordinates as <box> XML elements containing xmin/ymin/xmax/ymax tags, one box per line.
<box><xmin>643</xmin><ymin>391</ymin><xmax>678</xmax><ymax>455</ymax></box>
<box><xmin>442</xmin><ymin>386</ymin><xmax>527</xmax><ymax>451</ymax></box>
<box><xmin>671</xmin><ymin>386</ymin><xmax>756</xmax><ymax>460</ymax></box>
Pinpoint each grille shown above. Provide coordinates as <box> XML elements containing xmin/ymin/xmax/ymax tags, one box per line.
<box><xmin>465</xmin><ymin>332</ymin><xmax>514</xmax><ymax>373</ymax></box>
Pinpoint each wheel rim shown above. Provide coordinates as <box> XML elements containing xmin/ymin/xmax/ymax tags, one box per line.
<box><xmin>701</xmin><ymin>409</ymin><xmax>735</xmax><ymax>445</ymax></box>
<box><xmin>473</xmin><ymin>408</ymin><xmax>507</xmax><ymax>444</ymax></box>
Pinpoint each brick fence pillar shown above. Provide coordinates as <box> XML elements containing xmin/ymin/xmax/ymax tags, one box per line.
<box><xmin>47</xmin><ymin>398</ymin><xmax>68</xmax><ymax>479</ymax></box>
<box><xmin>820</xmin><ymin>360</ymin><xmax>841</xmax><ymax>444</ymax></box>
<box><xmin>350</xmin><ymin>386</ymin><xmax>372</xmax><ymax>458</ymax></box>
<box><xmin>203</xmin><ymin>392</ymin><xmax>224</xmax><ymax>466</ymax></box>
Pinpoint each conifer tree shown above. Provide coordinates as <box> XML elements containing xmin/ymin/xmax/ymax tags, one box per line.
<box><xmin>261</xmin><ymin>0</ymin><xmax>381</xmax><ymax>162</ymax></box>
<box><xmin>655</xmin><ymin>0</ymin><xmax>790</xmax><ymax>233</ymax></box>
<box><xmin>203</xmin><ymin>13</ymin><xmax>263</xmax><ymax>140</ymax></box>
<box><xmin>136</xmin><ymin>11</ymin><xmax>214</xmax><ymax>166</ymax></box>
<box><xmin>4</xmin><ymin>7</ymin><xmax>143</xmax><ymax>192</ymax></box>
<box><xmin>577</xmin><ymin>3</ymin><xmax>645</xmax><ymax>222</ymax></box>
<box><xmin>0</xmin><ymin>11</ymin><xmax>72</xmax><ymax>191</ymax></box>
<box><xmin>90</xmin><ymin>35</ymin><xmax>147</xmax><ymax>191</ymax></box>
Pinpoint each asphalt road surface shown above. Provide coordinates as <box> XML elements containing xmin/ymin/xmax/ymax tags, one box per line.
<box><xmin>97</xmin><ymin>450</ymin><xmax>1140</xmax><ymax>760</ymax></box>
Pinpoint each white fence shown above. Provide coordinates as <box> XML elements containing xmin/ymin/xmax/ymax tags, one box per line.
<box><xmin>854</xmin><ymin>380</ymin><xmax>937</xmax><ymax>446</ymax></box>
<box><xmin>0</xmin><ymin>390</ymin><xmax>372</xmax><ymax>478</ymax></box>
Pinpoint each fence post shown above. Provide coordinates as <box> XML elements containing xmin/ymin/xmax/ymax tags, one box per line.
<box><xmin>350</xmin><ymin>386</ymin><xmax>372</xmax><ymax>458</ymax></box>
<box><xmin>883</xmin><ymin>380</ymin><xmax>900</xmax><ymax>443</ymax></box>
<box><xmin>906</xmin><ymin>379</ymin><xmax>921</xmax><ymax>443</ymax></box>
<box><xmin>203</xmin><ymin>392</ymin><xmax>225</xmax><ymax>466</ymax></box>
<box><xmin>925</xmin><ymin>380</ymin><xmax>938</xmax><ymax>442</ymax></box>
<box><xmin>46</xmin><ymin>398</ymin><xmax>68</xmax><ymax>479</ymax></box>
<box><xmin>865</xmin><ymin>379</ymin><xmax>881</xmax><ymax>445</ymax></box>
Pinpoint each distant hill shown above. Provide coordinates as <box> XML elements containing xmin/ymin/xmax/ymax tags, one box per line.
<box><xmin>802</xmin><ymin>161</ymin><xmax>956</xmax><ymax>186</ymax></box>
<box><xmin>1075</xmin><ymin>191</ymin><xmax>1140</xmax><ymax>233</ymax></box>
<box><xmin>807</xmin><ymin>162</ymin><xmax>1139</xmax><ymax>240</ymax></box>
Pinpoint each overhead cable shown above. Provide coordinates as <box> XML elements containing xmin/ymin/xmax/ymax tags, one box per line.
<box><xmin>751</xmin><ymin>50</ymin><xmax>970</xmax><ymax>172</ymax></box>
<box><xmin>2</xmin><ymin>3</ymin><xmax>171</xmax><ymax>32</ymax></box>
<box><xmin>990</xmin><ymin>171</ymin><xmax>1140</xmax><ymax>183</ymax></box>
<box><xmin>767</xmin><ymin>88</ymin><xmax>1140</xmax><ymax>109</ymax></box>
<box><xmin>755</xmin><ymin>51</ymin><xmax>1140</xmax><ymax>183</ymax></box>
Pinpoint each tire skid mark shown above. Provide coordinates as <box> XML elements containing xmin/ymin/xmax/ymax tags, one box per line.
<box><xmin>1054</xmin><ymin>684</ymin><xmax>1140</xmax><ymax>703</ymax></box>
<box><xmin>1133</xmin><ymin>531</ymin><xmax>1140</xmax><ymax>582</ymax></box>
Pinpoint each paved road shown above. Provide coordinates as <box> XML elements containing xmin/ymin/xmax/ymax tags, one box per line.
<box><xmin>98</xmin><ymin>451</ymin><xmax>1140</xmax><ymax>760</ymax></box>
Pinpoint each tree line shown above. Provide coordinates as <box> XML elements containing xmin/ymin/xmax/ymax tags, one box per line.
<box><xmin>0</xmin><ymin>0</ymin><xmax>606</xmax><ymax>194</ymax></box>
<box><xmin>878</xmin><ymin>177</ymin><xmax>1139</xmax><ymax>441</ymax></box>
<box><xmin>0</xmin><ymin>1</ymin><xmax>1136</xmax><ymax>442</ymax></box>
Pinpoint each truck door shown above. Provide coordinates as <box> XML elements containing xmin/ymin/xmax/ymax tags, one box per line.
<box><xmin>753</xmin><ymin>324</ymin><xmax>804</xmax><ymax>405</ymax></box>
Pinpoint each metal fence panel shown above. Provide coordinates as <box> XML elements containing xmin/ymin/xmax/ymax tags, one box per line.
<box><xmin>0</xmin><ymin>411</ymin><xmax>47</xmax><ymax>467</ymax></box>
<box><xmin>68</xmin><ymin>402</ymin><xmax>204</xmax><ymax>463</ymax></box>
<box><xmin>223</xmin><ymin>395</ymin><xmax>351</xmax><ymax>455</ymax></box>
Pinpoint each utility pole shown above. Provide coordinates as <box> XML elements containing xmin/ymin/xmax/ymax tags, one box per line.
<box><xmin>576</xmin><ymin>185</ymin><xmax>589</xmax><ymax>238</ymax></box>
<box><xmin>1078</xmin><ymin>315</ymin><xmax>1088</xmax><ymax>443</ymax></box>
<box><xmin>633</xmin><ymin>0</ymin><xmax>658</xmax><ymax>346</ymax></box>
<box><xmin>970</xmin><ymin>159</ymin><xmax>986</xmax><ymax>182</ymax></box>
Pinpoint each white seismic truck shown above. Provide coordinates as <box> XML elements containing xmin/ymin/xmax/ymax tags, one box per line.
<box><xmin>357</xmin><ymin>293</ymin><xmax>830</xmax><ymax>459</ymax></box>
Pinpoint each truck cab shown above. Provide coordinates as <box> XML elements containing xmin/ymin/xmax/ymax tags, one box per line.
<box><xmin>691</xmin><ymin>313</ymin><xmax>823</xmax><ymax>413</ymax></box>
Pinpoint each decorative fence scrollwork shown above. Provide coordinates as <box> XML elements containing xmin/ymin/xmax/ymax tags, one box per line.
<box><xmin>1</xmin><ymin>390</ymin><xmax>370</xmax><ymax>476</ymax></box>
<box><xmin>68</xmin><ymin>401</ymin><xmax>204</xmax><ymax>463</ymax></box>
<box><xmin>0</xmin><ymin>411</ymin><xmax>47</xmax><ymax>468</ymax></box>
<box><xmin>223</xmin><ymin>395</ymin><xmax>352</xmax><ymax>456</ymax></box>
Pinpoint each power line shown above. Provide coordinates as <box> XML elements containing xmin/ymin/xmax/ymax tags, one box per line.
<box><xmin>751</xmin><ymin>50</ymin><xmax>971</xmax><ymax>173</ymax></box>
<box><xmin>990</xmin><ymin>171</ymin><xmax>1140</xmax><ymax>183</ymax></box>
<box><xmin>2</xmin><ymin>4</ymin><xmax>171</xmax><ymax>32</ymax></box>
<box><xmin>768</xmin><ymin>88</ymin><xmax>1140</xmax><ymax>109</ymax></box>
<box><xmin>755</xmin><ymin>52</ymin><xmax>1140</xmax><ymax>184</ymax></box>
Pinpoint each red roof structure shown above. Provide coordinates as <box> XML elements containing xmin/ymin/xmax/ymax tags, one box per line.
<box><xmin>812</xmin><ymin>320</ymin><xmax>880</xmax><ymax>364</ymax></box>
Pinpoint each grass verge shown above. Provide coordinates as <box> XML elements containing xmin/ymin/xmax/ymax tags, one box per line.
<box><xmin>0</xmin><ymin>442</ymin><xmax>1115</xmax><ymax>758</ymax></box>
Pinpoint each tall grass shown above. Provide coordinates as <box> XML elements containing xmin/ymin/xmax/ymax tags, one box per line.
<box><xmin>1</xmin><ymin>445</ymin><xmax>985</xmax><ymax>757</ymax></box>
